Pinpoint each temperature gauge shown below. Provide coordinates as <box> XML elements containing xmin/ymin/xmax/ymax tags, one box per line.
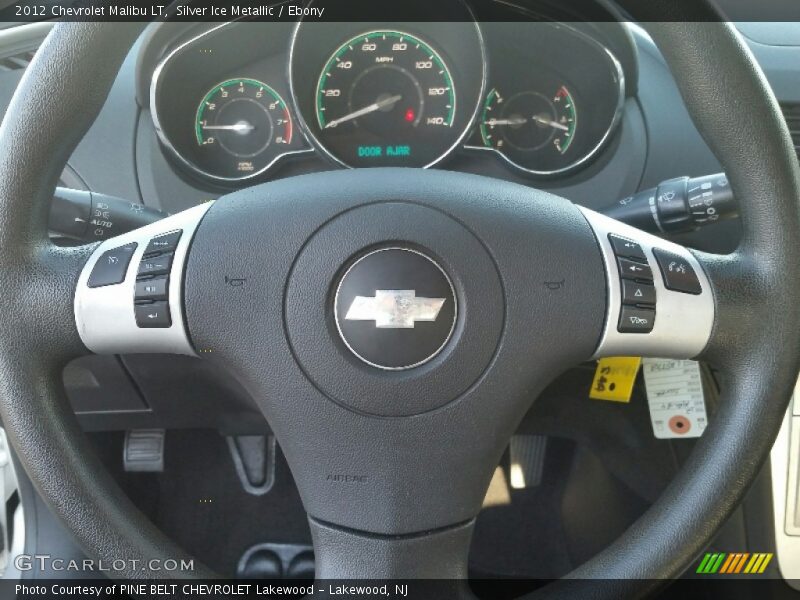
<box><xmin>480</xmin><ymin>85</ymin><xmax>578</xmax><ymax>172</ymax></box>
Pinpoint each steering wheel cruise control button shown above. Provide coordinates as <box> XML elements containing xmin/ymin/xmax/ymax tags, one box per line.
<box><xmin>653</xmin><ymin>248</ymin><xmax>702</xmax><ymax>294</ymax></box>
<box><xmin>134</xmin><ymin>276</ymin><xmax>169</xmax><ymax>301</ymax></box>
<box><xmin>617</xmin><ymin>257</ymin><xmax>653</xmax><ymax>282</ymax></box>
<box><xmin>618</xmin><ymin>306</ymin><xmax>656</xmax><ymax>333</ymax></box>
<box><xmin>87</xmin><ymin>243</ymin><xmax>137</xmax><ymax>288</ymax></box>
<box><xmin>621</xmin><ymin>279</ymin><xmax>656</xmax><ymax>305</ymax></box>
<box><xmin>135</xmin><ymin>301</ymin><xmax>171</xmax><ymax>328</ymax></box>
<box><xmin>609</xmin><ymin>235</ymin><xmax>657</xmax><ymax>328</ymax></box>
<box><xmin>608</xmin><ymin>233</ymin><xmax>647</xmax><ymax>262</ymax></box>
<box><xmin>144</xmin><ymin>230</ymin><xmax>182</xmax><ymax>256</ymax></box>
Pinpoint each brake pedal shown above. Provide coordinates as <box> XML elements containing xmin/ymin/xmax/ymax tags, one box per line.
<box><xmin>123</xmin><ymin>429</ymin><xmax>165</xmax><ymax>472</ymax></box>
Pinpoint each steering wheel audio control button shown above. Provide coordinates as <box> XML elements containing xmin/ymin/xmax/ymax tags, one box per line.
<box><xmin>138</xmin><ymin>253</ymin><xmax>173</xmax><ymax>277</ymax></box>
<box><xmin>134</xmin><ymin>276</ymin><xmax>169</xmax><ymax>301</ymax></box>
<box><xmin>608</xmin><ymin>234</ymin><xmax>647</xmax><ymax>262</ymax></box>
<box><xmin>617</xmin><ymin>257</ymin><xmax>653</xmax><ymax>282</ymax></box>
<box><xmin>75</xmin><ymin>203</ymin><xmax>210</xmax><ymax>354</ymax></box>
<box><xmin>87</xmin><ymin>243</ymin><xmax>137</xmax><ymax>288</ymax></box>
<box><xmin>653</xmin><ymin>248</ymin><xmax>702</xmax><ymax>295</ymax></box>
<box><xmin>621</xmin><ymin>280</ymin><xmax>656</xmax><ymax>306</ymax></box>
<box><xmin>135</xmin><ymin>301</ymin><xmax>171</xmax><ymax>328</ymax></box>
<box><xmin>144</xmin><ymin>230</ymin><xmax>182</xmax><ymax>256</ymax></box>
<box><xmin>618</xmin><ymin>306</ymin><xmax>656</xmax><ymax>333</ymax></box>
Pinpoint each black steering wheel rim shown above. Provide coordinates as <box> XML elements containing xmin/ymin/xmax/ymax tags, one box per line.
<box><xmin>0</xmin><ymin>13</ymin><xmax>797</xmax><ymax>598</ymax></box>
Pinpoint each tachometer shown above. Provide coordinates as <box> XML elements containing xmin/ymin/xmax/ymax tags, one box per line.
<box><xmin>314</xmin><ymin>30</ymin><xmax>458</xmax><ymax>167</ymax></box>
<box><xmin>193</xmin><ymin>78</ymin><xmax>293</xmax><ymax>179</ymax></box>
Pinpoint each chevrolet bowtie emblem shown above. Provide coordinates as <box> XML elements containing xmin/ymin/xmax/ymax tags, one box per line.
<box><xmin>345</xmin><ymin>290</ymin><xmax>446</xmax><ymax>328</ymax></box>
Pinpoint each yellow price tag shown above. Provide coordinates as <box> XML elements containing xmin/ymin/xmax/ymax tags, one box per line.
<box><xmin>590</xmin><ymin>357</ymin><xmax>642</xmax><ymax>403</ymax></box>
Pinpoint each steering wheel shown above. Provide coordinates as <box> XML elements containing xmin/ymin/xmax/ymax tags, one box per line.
<box><xmin>1</xmin><ymin>10</ymin><xmax>799</xmax><ymax>597</ymax></box>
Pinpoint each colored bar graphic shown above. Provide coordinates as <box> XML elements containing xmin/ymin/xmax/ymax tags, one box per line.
<box><xmin>758</xmin><ymin>553</ymin><xmax>773</xmax><ymax>573</ymax></box>
<box><xmin>718</xmin><ymin>553</ymin><xmax>737</xmax><ymax>574</ymax></box>
<box><xmin>697</xmin><ymin>552</ymin><xmax>773</xmax><ymax>575</ymax></box>
<box><xmin>696</xmin><ymin>553</ymin><xmax>713</xmax><ymax>573</ymax></box>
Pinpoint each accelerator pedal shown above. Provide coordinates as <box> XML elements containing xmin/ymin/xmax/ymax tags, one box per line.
<box><xmin>509</xmin><ymin>434</ymin><xmax>547</xmax><ymax>489</ymax></box>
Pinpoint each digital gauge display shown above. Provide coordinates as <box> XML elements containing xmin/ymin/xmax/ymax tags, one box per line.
<box><xmin>313</xmin><ymin>30</ymin><xmax>458</xmax><ymax>167</ymax></box>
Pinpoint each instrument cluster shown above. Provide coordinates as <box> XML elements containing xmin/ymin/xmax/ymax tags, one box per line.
<box><xmin>150</xmin><ymin>8</ymin><xmax>625</xmax><ymax>186</ymax></box>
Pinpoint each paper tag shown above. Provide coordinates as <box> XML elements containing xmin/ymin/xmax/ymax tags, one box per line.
<box><xmin>642</xmin><ymin>358</ymin><xmax>707</xmax><ymax>439</ymax></box>
<box><xmin>590</xmin><ymin>357</ymin><xmax>642</xmax><ymax>403</ymax></box>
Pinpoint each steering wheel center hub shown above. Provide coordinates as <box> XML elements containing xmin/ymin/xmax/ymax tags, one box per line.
<box><xmin>281</xmin><ymin>200</ymin><xmax>503</xmax><ymax>417</ymax></box>
<box><xmin>334</xmin><ymin>247</ymin><xmax>457</xmax><ymax>371</ymax></box>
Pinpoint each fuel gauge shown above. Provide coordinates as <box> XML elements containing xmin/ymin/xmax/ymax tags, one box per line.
<box><xmin>480</xmin><ymin>85</ymin><xmax>577</xmax><ymax>168</ymax></box>
<box><xmin>466</xmin><ymin>22</ymin><xmax>624</xmax><ymax>178</ymax></box>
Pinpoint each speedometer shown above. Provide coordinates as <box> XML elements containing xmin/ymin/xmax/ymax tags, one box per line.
<box><xmin>313</xmin><ymin>30</ymin><xmax>458</xmax><ymax>168</ymax></box>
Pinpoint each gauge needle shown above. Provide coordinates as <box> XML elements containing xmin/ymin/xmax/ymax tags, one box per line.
<box><xmin>324</xmin><ymin>95</ymin><xmax>403</xmax><ymax>129</ymax></box>
<box><xmin>484</xmin><ymin>117</ymin><xmax>528</xmax><ymax>126</ymax></box>
<box><xmin>531</xmin><ymin>115</ymin><xmax>569</xmax><ymax>131</ymax></box>
<box><xmin>202</xmin><ymin>121</ymin><xmax>255</xmax><ymax>134</ymax></box>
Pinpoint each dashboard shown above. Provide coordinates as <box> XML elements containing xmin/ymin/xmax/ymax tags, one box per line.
<box><xmin>0</xmin><ymin>1</ymin><xmax>760</xmax><ymax>439</ymax></box>
<box><xmin>149</xmin><ymin>4</ymin><xmax>627</xmax><ymax>187</ymax></box>
<box><xmin>2</xmin><ymin>6</ymin><xmax>790</xmax><ymax>576</ymax></box>
<box><xmin>0</xmin><ymin>7</ymin><xmax>794</xmax><ymax>584</ymax></box>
